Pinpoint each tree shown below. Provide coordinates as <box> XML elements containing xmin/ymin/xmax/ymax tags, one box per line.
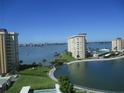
<box><xmin>77</xmin><ymin>55</ymin><xmax>80</xmax><ymax>59</ymax></box>
<box><xmin>51</xmin><ymin>59</ymin><xmax>64</xmax><ymax>67</ymax></box>
<box><xmin>67</xmin><ymin>52</ymin><xmax>72</xmax><ymax>56</ymax></box>
<box><xmin>68</xmin><ymin>84</ymin><xmax>74</xmax><ymax>93</ymax></box>
<box><xmin>32</xmin><ymin>62</ymin><xmax>37</xmax><ymax>66</ymax></box>
<box><xmin>58</xmin><ymin>76</ymin><xmax>75</xmax><ymax>93</ymax></box>
<box><xmin>54</xmin><ymin>52</ymin><xmax>60</xmax><ymax>57</ymax></box>
<box><xmin>114</xmin><ymin>47</ymin><xmax>117</xmax><ymax>51</ymax></box>
<box><xmin>42</xmin><ymin>59</ymin><xmax>47</xmax><ymax>62</ymax></box>
<box><xmin>42</xmin><ymin>59</ymin><xmax>47</xmax><ymax>66</ymax></box>
<box><xmin>38</xmin><ymin>62</ymin><xmax>42</xmax><ymax>66</ymax></box>
<box><xmin>19</xmin><ymin>60</ymin><xmax>23</xmax><ymax>64</ymax></box>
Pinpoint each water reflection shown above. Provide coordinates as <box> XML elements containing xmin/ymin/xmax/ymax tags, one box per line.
<box><xmin>55</xmin><ymin>59</ymin><xmax>124</xmax><ymax>92</ymax></box>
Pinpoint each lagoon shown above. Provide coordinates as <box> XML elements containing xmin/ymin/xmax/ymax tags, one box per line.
<box><xmin>54</xmin><ymin>58</ymin><xmax>124</xmax><ymax>92</ymax></box>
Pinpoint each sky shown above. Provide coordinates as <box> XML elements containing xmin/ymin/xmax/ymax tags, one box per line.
<box><xmin>0</xmin><ymin>0</ymin><xmax>124</xmax><ymax>43</ymax></box>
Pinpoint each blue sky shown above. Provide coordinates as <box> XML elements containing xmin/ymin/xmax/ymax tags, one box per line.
<box><xmin>0</xmin><ymin>0</ymin><xmax>124</xmax><ymax>43</ymax></box>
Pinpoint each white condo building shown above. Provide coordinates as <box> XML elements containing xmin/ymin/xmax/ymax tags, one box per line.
<box><xmin>0</xmin><ymin>28</ymin><xmax>19</xmax><ymax>73</ymax></box>
<box><xmin>112</xmin><ymin>38</ymin><xmax>124</xmax><ymax>52</ymax></box>
<box><xmin>68</xmin><ymin>34</ymin><xmax>86</xmax><ymax>59</ymax></box>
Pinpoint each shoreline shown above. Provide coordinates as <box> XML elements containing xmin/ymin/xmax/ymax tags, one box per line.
<box><xmin>49</xmin><ymin>67</ymin><xmax>58</xmax><ymax>82</ymax></box>
<box><xmin>67</xmin><ymin>55</ymin><xmax>124</xmax><ymax>65</ymax></box>
<box><xmin>49</xmin><ymin>55</ymin><xmax>124</xmax><ymax>93</ymax></box>
<box><xmin>49</xmin><ymin>68</ymin><xmax>123</xmax><ymax>93</ymax></box>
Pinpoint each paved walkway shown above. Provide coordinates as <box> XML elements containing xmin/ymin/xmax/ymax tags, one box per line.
<box><xmin>67</xmin><ymin>55</ymin><xmax>124</xmax><ymax>65</ymax></box>
<box><xmin>49</xmin><ymin>67</ymin><xmax>58</xmax><ymax>82</ymax></box>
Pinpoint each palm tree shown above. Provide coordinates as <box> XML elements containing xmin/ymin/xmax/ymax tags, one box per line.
<box><xmin>77</xmin><ymin>55</ymin><xmax>80</xmax><ymax>59</ymax></box>
<box><xmin>32</xmin><ymin>62</ymin><xmax>37</xmax><ymax>66</ymax></box>
<box><xmin>19</xmin><ymin>60</ymin><xmax>23</xmax><ymax>64</ymax></box>
<box><xmin>42</xmin><ymin>59</ymin><xmax>47</xmax><ymax>66</ymax></box>
<box><xmin>38</xmin><ymin>62</ymin><xmax>42</xmax><ymax>66</ymax></box>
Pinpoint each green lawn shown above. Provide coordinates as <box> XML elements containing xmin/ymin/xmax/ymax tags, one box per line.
<box><xmin>7</xmin><ymin>66</ymin><xmax>55</xmax><ymax>93</ymax></box>
<box><xmin>58</xmin><ymin>52</ymin><xmax>75</xmax><ymax>62</ymax></box>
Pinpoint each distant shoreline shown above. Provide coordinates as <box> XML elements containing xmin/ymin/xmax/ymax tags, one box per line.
<box><xmin>19</xmin><ymin>43</ymin><xmax>66</xmax><ymax>47</ymax></box>
<box><xmin>19</xmin><ymin>41</ymin><xmax>111</xmax><ymax>47</ymax></box>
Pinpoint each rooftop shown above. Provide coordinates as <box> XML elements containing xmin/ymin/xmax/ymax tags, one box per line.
<box><xmin>0</xmin><ymin>76</ymin><xmax>12</xmax><ymax>87</ymax></box>
<box><xmin>20</xmin><ymin>86</ymin><xmax>31</xmax><ymax>93</ymax></box>
<box><xmin>113</xmin><ymin>37</ymin><xmax>124</xmax><ymax>41</ymax></box>
<box><xmin>33</xmin><ymin>89</ymin><xmax>56</xmax><ymax>93</ymax></box>
<box><xmin>0</xmin><ymin>28</ymin><xmax>18</xmax><ymax>35</ymax></box>
<box><xmin>0</xmin><ymin>28</ymin><xmax>7</xmax><ymax>32</ymax></box>
<box><xmin>0</xmin><ymin>79</ymin><xmax>7</xmax><ymax>87</ymax></box>
<box><xmin>69</xmin><ymin>33</ymin><xmax>86</xmax><ymax>39</ymax></box>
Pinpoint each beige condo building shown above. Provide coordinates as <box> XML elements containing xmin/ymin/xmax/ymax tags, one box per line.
<box><xmin>0</xmin><ymin>28</ymin><xmax>19</xmax><ymax>74</ymax></box>
<box><xmin>68</xmin><ymin>34</ymin><xmax>86</xmax><ymax>59</ymax></box>
<box><xmin>112</xmin><ymin>38</ymin><xmax>124</xmax><ymax>52</ymax></box>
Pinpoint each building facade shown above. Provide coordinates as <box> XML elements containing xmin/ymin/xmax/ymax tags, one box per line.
<box><xmin>68</xmin><ymin>34</ymin><xmax>86</xmax><ymax>59</ymax></box>
<box><xmin>0</xmin><ymin>29</ymin><xmax>19</xmax><ymax>73</ymax></box>
<box><xmin>112</xmin><ymin>38</ymin><xmax>124</xmax><ymax>52</ymax></box>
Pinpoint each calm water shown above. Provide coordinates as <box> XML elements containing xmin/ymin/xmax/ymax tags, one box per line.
<box><xmin>19</xmin><ymin>45</ymin><xmax>67</xmax><ymax>64</ymax></box>
<box><xmin>54</xmin><ymin>59</ymin><xmax>124</xmax><ymax>92</ymax></box>
<box><xmin>87</xmin><ymin>42</ymin><xmax>111</xmax><ymax>50</ymax></box>
<box><xmin>19</xmin><ymin>42</ymin><xmax>111</xmax><ymax>64</ymax></box>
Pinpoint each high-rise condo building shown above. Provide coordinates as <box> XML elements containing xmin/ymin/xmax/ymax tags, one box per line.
<box><xmin>112</xmin><ymin>38</ymin><xmax>124</xmax><ymax>52</ymax></box>
<box><xmin>0</xmin><ymin>28</ymin><xmax>19</xmax><ymax>73</ymax></box>
<box><xmin>68</xmin><ymin>34</ymin><xmax>86</xmax><ymax>59</ymax></box>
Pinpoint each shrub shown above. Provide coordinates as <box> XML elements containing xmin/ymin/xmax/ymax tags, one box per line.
<box><xmin>58</xmin><ymin>76</ymin><xmax>75</xmax><ymax>93</ymax></box>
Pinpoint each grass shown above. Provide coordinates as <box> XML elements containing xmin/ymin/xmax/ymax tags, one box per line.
<box><xmin>7</xmin><ymin>66</ymin><xmax>55</xmax><ymax>93</ymax></box>
<box><xmin>58</xmin><ymin>52</ymin><xmax>76</xmax><ymax>62</ymax></box>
